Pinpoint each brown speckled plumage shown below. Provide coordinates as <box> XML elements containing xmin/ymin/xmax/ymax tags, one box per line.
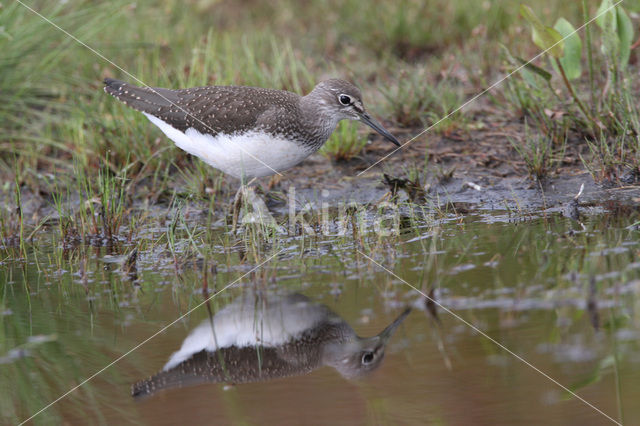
<box><xmin>104</xmin><ymin>78</ymin><xmax>399</xmax><ymax>178</ymax></box>
<box><xmin>131</xmin><ymin>326</ymin><xmax>336</xmax><ymax>398</ymax></box>
<box><xmin>104</xmin><ymin>78</ymin><xmax>368</xmax><ymax>150</ymax></box>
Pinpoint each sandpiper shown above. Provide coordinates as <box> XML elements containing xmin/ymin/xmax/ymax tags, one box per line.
<box><xmin>131</xmin><ymin>291</ymin><xmax>410</xmax><ymax>397</ymax></box>
<box><xmin>104</xmin><ymin>78</ymin><xmax>400</xmax><ymax>180</ymax></box>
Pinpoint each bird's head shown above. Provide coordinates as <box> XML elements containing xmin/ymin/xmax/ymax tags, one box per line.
<box><xmin>307</xmin><ymin>79</ymin><xmax>400</xmax><ymax>147</ymax></box>
<box><xmin>324</xmin><ymin>307</ymin><xmax>411</xmax><ymax>379</ymax></box>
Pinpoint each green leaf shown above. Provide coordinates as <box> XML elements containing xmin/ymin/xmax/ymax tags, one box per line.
<box><xmin>520</xmin><ymin>5</ymin><xmax>565</xmax><ymax>58</ymax></box>
<box><xmin>553</xmin><ymin>18</ymin><xmax>582</xmax><ymax>80</ymax></box>
<box><xmin>617</xmin><ymin>7</ymin><xmax>634</xmax><ymax>67</ymax></box>
<box><xmin>519</xmin><ymin>67</ymin><xmax>539</xmax><ymax>89</ymax></box>
<box><xmin>516</xmin><ymin>57</ymin><xmax>552</xmax><ymax>82</ymax></box>
<box><xmin>596</xmin><ymin>0</ymin><xmax>617</xmax><ymax>31</ymax></box>
<box><xmin>500</xmin><ymin>45</ymin><xmax>546</xmax><ymax>89</ymax></box>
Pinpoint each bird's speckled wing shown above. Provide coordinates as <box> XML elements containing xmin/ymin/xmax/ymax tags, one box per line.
<box><xmin>104</xmin><ymin>78</ymin><xmax>300</xmax><ymax>137</ymax></box>
<box><xmin>131</xmin><ymin>345</ymin><xmax>319</xmax><ymax>398</ymax></box>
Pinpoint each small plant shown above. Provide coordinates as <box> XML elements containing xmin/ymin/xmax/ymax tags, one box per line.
<box><xmin>0</xmin><ymin>179</ymin><xmax>26</xmax><ymax>258</ymax></box>
<box><xmin>583</xmin><ymin>128</ymin><xmax>640</xmax><ymax>183</ymax></box>
<box><xmin>97</xmin><ymin>164</ymin><xmax>129</xmax><ymax>242</ymax></box>
<box><xmin>509</xmin><ymin>122</ymin><xmax>564</xmax><ymax>181</ymax></box>
<box><xmin>75</xmin><ymin>159</ymin><xmax>129</xmax><ymax>245</ymax></box>
<box><xmin>514</xmin><ymin>1</ymin><xmax>635</xmax><ymax>135</ymax></box>
<box><xmin>320</xmin><ymin>121</ymin><xmax>367</xmax><ymax>162</ymax></box>
<box><xmin>506</xmin><ymin>1</ymin><xmax>639</xmax><ymax>184</ymax></box>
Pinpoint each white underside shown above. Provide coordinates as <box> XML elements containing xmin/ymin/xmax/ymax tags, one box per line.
<box><xmin>163</xmin><ymin>293</ymin><xmax>330</xmax><ymax>371</ymax></box>
<box><xmin>144</xmin><ymin>113</ymin><xmax>313</xmax><ymax>179</ymax></box>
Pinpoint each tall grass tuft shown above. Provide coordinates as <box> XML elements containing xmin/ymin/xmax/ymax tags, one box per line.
<box><xmin>321</xmin><ymin>121</ymin><xmax>368</xmax><ymax>162</ymax></box>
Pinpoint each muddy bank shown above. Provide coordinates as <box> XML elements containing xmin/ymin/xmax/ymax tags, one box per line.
<box><xmin>281</xmin><ymin>165</ymin><xmax>639</xmax><ymax>215</ymax></box>
<box><xmin>260</xmin><ymin>120</ymin><xmax>640</xmax><ymax>217</ymax></box>
<box><xmin>5</xmin><ymin>118</ymin><xmax>640</xmax><ymax>225</ymax></box>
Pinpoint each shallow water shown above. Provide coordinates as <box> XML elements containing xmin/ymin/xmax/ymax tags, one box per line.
<box><xmin>2</xmin><ymin>207</ymin><xmax>639</xmax><ymax>425</ymax></box>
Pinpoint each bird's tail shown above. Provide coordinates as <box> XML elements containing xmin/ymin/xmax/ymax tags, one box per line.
<box><xmin>103</xmin><ymin>78</ymin><xmax>178</xmax><ymax>114</ymax></box>
<box><xmin>131</xmin><ymin>367</ymin><xmax>211</xmax><ymax>399</ymax></box>
<box><xmin>131</xmin><ymin>350</ymin><xmax>218</xmax><ymax>398</ymax></box>
<box><xmin>131</xmin><ymin>371</ymin><xmax>176</xmax><ymax>399</ymax></box>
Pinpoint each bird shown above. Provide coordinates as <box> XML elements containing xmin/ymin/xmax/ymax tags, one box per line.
<box><xmin>103</xmin><ymin>78</ymin><xmax>400</xmax><ymax>181</ymax></box>
<box><xmin>131</xmin><ymin>291</ymin><xmax>411</xmax><ymax>398</ymax></box>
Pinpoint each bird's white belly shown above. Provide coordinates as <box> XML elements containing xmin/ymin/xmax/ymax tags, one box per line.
<box><xmin>162</xmin><ymin>293</ymin><xmax>327</xmax><ymax>371</ymax></box>
<box><xmin>144</xmin><ymin>113</ymin><xmax>313</xmax><ymax>179</ymax></box>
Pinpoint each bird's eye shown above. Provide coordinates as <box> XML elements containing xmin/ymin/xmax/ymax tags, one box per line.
<box><xmin>361</xmin><ymin>352</ymin><xmax>374</xmax><ymax>365</ymax></box>
<box><xmin>338</xmin><ymin>94</ymin><xmax>352</xmax><ymax>105</ymax></box>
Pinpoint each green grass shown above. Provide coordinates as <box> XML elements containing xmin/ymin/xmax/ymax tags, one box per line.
<box><xmin>379</xmin><ymin>66</ymin><xmax>466</xmax><ymax>130</ymax></box>
<box><xmin>320</xmin><ymin>121</ymin><xmax>368</xmax><ymax>161</ymax></box>
<box><xmin>509</xmin><ymin>122</ymin><xmax>566</xmax><ymax>181</ymax></box>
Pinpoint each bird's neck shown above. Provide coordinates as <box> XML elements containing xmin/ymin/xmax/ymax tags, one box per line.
<box><xmin>299</xmin><ymin>95</ymin><xmax>341</xmax><ymax>148</ymax></box>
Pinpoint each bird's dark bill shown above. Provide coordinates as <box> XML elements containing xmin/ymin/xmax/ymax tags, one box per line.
<box><xmin>360</xmin><ymin>113</ymin><xmax>401</xmax><ymax>146</ymax></box>
<box><xmin>378</xmin><ymin>307</ymin><xmax>411</xmax><ymax>343</ymax></box>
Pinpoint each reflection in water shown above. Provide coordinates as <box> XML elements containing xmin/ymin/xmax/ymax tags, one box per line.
<box><xmin>132</xmin><ymin>291</ymin><xmax>411</xmax><ymax>397</ymax></box>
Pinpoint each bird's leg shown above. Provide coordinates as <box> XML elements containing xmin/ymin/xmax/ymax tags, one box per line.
<box><xmin>241</xmin><ymin>185</ymin><xmax>277</xmax><ymax>227</ymax></box>
<box><xmin>231</xmin><ymin>187</ymin><xmax>243</xmax><ymax>232</ymax></box>
<box><xmin>266</xmin><ymin>174</ymin><xmax>281</xmax><ymax>191</ymax></box>
<box><xmin>231</xmin><ymin>177</ymin><xmax>259</xmax><ymax>232</ymax></box>
<box><xmin>230</xmin><ymin>177</ymin><xmax>280</xmax><ymax>232</ymax></box>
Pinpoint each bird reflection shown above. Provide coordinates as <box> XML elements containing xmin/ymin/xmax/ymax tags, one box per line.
<box><xmin>132</xmin><ymin>291</ymin><xmax>410</xmax><ymax>397</ymax></box>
